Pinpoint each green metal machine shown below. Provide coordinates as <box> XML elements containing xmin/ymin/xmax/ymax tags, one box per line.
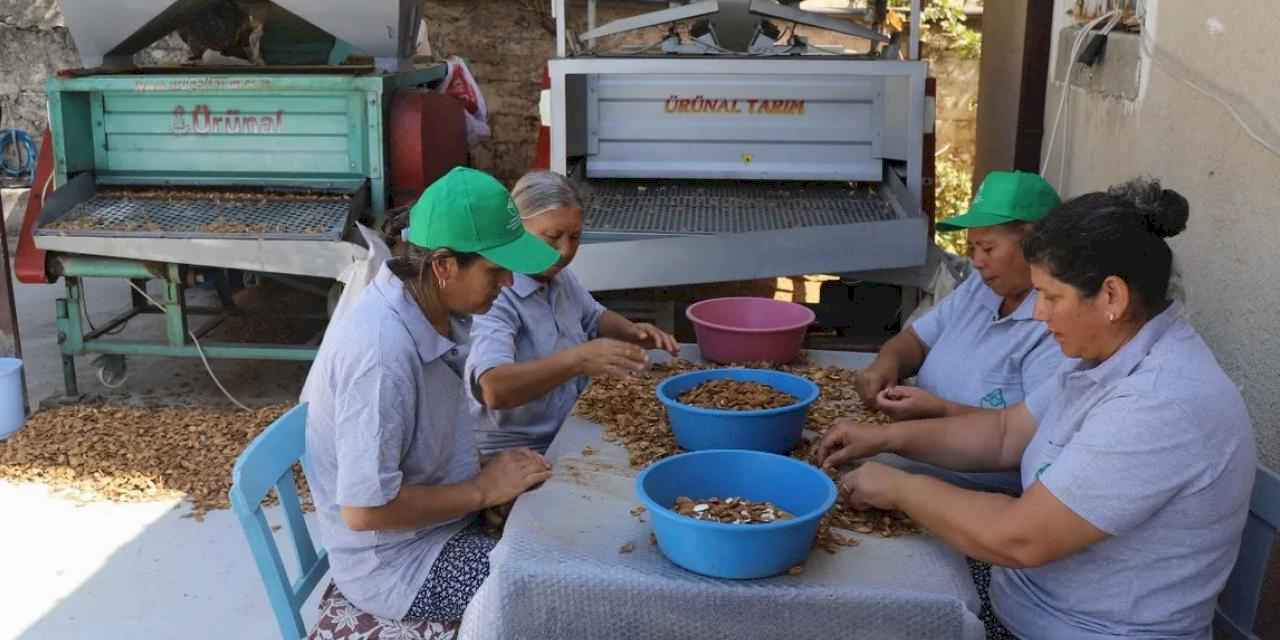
<box><xmin>21</xmin><ymin>0</ymin><xmax>456</xmax><ymax>396</ymax></box>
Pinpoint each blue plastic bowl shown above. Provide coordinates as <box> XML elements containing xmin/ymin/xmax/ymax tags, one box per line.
<box><xmin>636</xmin><ymin>449</ymin><xmax>836</xmax><ymax>579</ymax></box>
<box><xmin>656</xmin><ymin>368</ymin><xmax>819</xmax><ymax>453</ymax></box>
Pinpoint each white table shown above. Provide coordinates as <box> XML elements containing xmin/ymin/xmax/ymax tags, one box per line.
<box><xmin>460</xmin><ymin>349</ymin><xmax>984</xmax><ymax>640</ymax></box>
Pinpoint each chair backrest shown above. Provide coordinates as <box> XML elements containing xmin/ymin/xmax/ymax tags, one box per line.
<box><xmin>229</xmin><ymin>404</ymin><xmax>329</xmax><ymax>640</ymax></box>
<box><xmin>1216</xmin><ymin>464</ymin><xmax>1280</xmax><ymax>640</ymax></box>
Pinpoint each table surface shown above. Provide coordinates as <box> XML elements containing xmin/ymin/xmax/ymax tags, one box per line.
<box><xmin>459</xmin><ymin>347</ymin><xmax>985</xmax><ymax>640</ymax></box>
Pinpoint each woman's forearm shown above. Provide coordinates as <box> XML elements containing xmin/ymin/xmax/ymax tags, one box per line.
<box><xmin>873</xmin><ymin>329</ymin><xmax>929</xmax><ymax>380</ymax></box>
<box><xmin>597</xmin><ymin>310</ymin><xmax>639</xmax><ymax>344</ymax></box>
<box><xmin>476</xmin><ymin>349</ymin><xmax>582</xmax><ymax>410</ymax></box>
<box><xmin>892</xmin><ymin>474</ymin><xmax>1029</xmax><ymax>566</ymax></box>
<box><xmin>884</xmin><ymin>409</ymin><xmax>1014</xmax><ymax>472</ymax></box>
<box><xmin>341</xmin><ymin>480</ymin><xmax>486</xmax><ymax>532</ymax></box>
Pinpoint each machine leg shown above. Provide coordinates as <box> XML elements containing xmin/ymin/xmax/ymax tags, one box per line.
<box><xmin>164</xmin><ymin>264</ymin><xmax>188</xmax><ymax>347</ymax></box>
<box><xmin>62</xmin><ymin>355</ymin><xmax>79</xmax><ymax>398</ymax></box>
<box><xmin>56</xmin><ymin>281</ymin><xmax>87</xmax><ymax>398</ymax></box>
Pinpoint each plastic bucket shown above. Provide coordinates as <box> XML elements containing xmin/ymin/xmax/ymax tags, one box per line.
<box><xmin>0</xmin><ymin>358</ymin><xmax>26</xmax><ymax>439</ymax></box>
<box><xmin>656</xmin><ymin>368</ymin><xmax>819</xmax><ymax>454</ymax></box>
<box><xmin>686</xmin><ymin>297</ymin><xmax>815</xmax><ymax>365</ymax></box>
<box><xmin>636</xmin><ymin>449</ymin><xmax>836</xmax><ymax>579</ymax></box>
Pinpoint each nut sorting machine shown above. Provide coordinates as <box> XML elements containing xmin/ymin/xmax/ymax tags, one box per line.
<box><xmin>547</xmin><ymin>0</ymin><xmax>936</xmax><ymax>292</ymax></box>
<box><xmin>15</xmin><ymin>0</ymin><xmax>468</xmax><ymax>395</ymax></box>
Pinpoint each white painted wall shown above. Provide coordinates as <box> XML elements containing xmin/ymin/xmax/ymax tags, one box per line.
<box><xmin>1043</xmin><ymin>0</ymin><xmax>1280</xmax><ymax>468</ymax></box>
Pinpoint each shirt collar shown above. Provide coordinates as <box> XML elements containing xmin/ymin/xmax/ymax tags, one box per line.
<box><xmin>369</xmin><ymin>263</ymin><xmax>454</xmax><ymax>363</ymax></box>
<box><xmin>1080</xmin><ymin>301</ymin><xmax>1184</xmax><ymax>386</ymax></box>
<box><xmin>511</xmin><ymin>273</ymin><xmax>551</xmax><ymax>299</ymax></box>
<box><xmin>973</xmin><ymin>277</ymin><xmax>1037</xmax><ymax>322</ymax></box>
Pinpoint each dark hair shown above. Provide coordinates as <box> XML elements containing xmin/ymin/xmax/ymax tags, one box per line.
<box><xmin>1022</xmin><ymin>177</ymin><xmax>1189</xmax><ymax>319</ymax></box>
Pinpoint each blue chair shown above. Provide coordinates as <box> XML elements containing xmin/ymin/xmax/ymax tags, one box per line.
<box><xmin>1216</xmin><ymin>464</ymin><xmax>1280</xmax><ymax>640</ymax></box>
<box><xmin>230</xmin><ymin>404</ymin><xmax>329</xmax><ymax>639</ymax></box>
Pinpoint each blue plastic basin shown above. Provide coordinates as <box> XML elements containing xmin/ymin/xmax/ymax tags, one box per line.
<box><xmin>636</xmin><ymin>449</ymin><xmax>836</xmax><ymax>579</ymax></box>
<box><xmin>656</xmin><ymin>368</ymin><xmax>819</xmax><ymax>453</ymax></box>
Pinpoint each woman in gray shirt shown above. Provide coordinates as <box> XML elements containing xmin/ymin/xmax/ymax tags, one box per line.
<box><xmin>302</xmin><ymin>168</ymin><xmax>559</xmax><ymax>625</ymax></box>
<box><xmin>466</xmin><ymin>171</ymin><xmax>679</xmax><ymax>458</ymax></box>
<box><xmin>818</xmin><ymin>178</ymin><xmax>1256</xmax><ymax>640</ymax></box>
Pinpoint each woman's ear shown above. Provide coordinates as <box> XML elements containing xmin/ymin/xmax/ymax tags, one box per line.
<box><xmin>429</xmin><ymin>256</ymin><xmax>457</xmax><ymax>288</ymax></box>
<box><xmin>1099</xmin><ymin>275</ymin><xmax>1133</xmax><ymax>322</ymax></box>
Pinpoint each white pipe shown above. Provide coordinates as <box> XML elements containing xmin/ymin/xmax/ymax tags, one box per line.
<box><xmin>909</xmin><ymin>0</ymin><xmax>921</xmax><ymax>60</ymax></box>
<box><xmin>555</xmin><ymin>0</ymin><xmax>567</xmax><ymax>58</ymax></box>
<box><xmin>588</xmin><ymin>0</ymin><xmax>597</xmax><ymax>49</ymax></box>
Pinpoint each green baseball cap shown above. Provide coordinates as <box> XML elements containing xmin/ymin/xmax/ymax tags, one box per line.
<box><xmin>407</xmin><ymin>167</ymin><xmax>559</xmax><ymax>274</ymax></box>
<box><xmin>936</xmin><ymin>171</ymin><xmax>1061</xmax><ymax>232</ymax></box>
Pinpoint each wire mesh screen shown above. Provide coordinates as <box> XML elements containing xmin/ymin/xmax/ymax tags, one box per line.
<box><xmin>37</xmin><ymin>188</ymin><xmax>353</xmax><ymax>242</ymax></box>
<box><xmin>581</xmin><ymin>179</ymin><xmax>895</xmax><ymax>236</ymax></box>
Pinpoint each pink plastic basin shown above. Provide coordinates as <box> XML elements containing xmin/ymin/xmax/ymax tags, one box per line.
<box><xmin>686</xmin><ymin>297</ymin><xmax>815</xmax><ymax>365</ymax></box>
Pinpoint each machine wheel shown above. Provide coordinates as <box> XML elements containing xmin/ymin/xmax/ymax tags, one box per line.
<box><xmin>93</xmin><ymin>354</ymin><xmax>128</xmax><ymax>389</ymax></box>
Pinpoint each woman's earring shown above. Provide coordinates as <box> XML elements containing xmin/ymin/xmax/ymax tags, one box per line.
<box><xmin>1107</xmin><ymin>313</ymin><xmax>1116</xmax><ymax>322</ymax></box>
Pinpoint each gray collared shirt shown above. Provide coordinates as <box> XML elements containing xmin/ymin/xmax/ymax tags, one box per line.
<box><xmin>913</xmin><ymin>271</ymin><xmax>1068</xmax><ymax>411</ymax></box>
<box><xmin>993</xmin><ymin>302</ymin><xmax>1257</xmax><ymax>639</ymax></box>
<box><xmin>466</xmin><ymin>269</ymin><xmax>606</xmax><ymax>457</ymax></box>
<box><xmin>301</xmin><ymin>264</ymin><xmax>478</xmax><ymax>619</ymax></box>
<box><xmin>907</xmin><ymin>272</ymin><xmax>1069</xmax><ymax>494</ymax></box>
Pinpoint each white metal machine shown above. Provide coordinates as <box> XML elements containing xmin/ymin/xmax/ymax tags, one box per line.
<box><xmin>549</xmin><ymin>0</ymin><xmax>935</xmax><ymax>292</ymax></box>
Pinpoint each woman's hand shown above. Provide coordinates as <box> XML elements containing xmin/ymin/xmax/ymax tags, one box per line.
<box><xmin>816</xmin><ymin>418</ymin><xmax>893</xmax><ymax>469</ymax></box>
<box><xmin>853</xmin><ymin>366</ymin><xmax>897</xmax><ymax>410</ymax></box>
<box><xmin>838</xmin><ymin>461</ymin><xmax>910</xmax><ymax>511</ymax></box>
<box><xmin>473</xmin><ymin>448</ymin><xmax>552</xmax><ymax>508</ymax></box>
<box><xmin>876</xmin><ymin>385</ymin><xmax>948</xmax><ymax>421</ymax></box>
<box><xmin>628</xmin><ymin>322</ymin><xmax>680</xmax><ymax>355</ymax></box>
<box><xmin>572</xmin><ymin>338</ymin><xmax>649</xmax><ymax>377</ymax></box>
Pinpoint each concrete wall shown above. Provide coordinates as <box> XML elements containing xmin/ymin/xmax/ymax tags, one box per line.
<box><xmin>1042</xmin><ymin>0</ymin><xmax>1280</xmax><ymax>470</ymax></box>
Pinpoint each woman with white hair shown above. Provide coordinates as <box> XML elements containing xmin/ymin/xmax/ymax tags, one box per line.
<box><xmin>465</xmin><ymin>171</ymin><xmax>679</xmax><ymax>458</ymax></box>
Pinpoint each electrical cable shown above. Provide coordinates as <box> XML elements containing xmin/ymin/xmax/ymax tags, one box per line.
<box><xmin>0</xmin><ymin>128</ymin><xmax>35</xmax><ymax>183</ymax></box>
<box><xmin>1040</xmin><ymin>10</ymin><xmax>1121</xmax><ymax>188</ymax></box>
<box><xmin>127</xmin><ymin>280</ymin><xmax>252</xmax><ymax>412</ymax></box>
<box><xmin>1139</xmin><ymin>28</ymin><xmax>1280</xmax><ymax>159</ymax></box>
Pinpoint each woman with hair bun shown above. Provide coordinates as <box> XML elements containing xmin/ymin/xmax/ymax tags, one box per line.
<box><xmin>817</xmin><ymin>178</ymin><xmax>1257</xmax><ymax>639</ymax></box>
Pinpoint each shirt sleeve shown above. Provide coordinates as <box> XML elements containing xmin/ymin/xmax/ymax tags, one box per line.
<box><xmin>331</xmin><ymin>348</ymin><xmax>415</xmax><ymax>508</ymax></box>
<box><xmin>564</xmin><ymin>269</ymin><xmax>606</xmax><ymax>338</ymax></box>
<box><xmin>911</xmin><ymin>271</ymin><xmax>977</xmax><ymax>348</ymax></box>
<box><xmin>466</xmin><ymin>292</ymin><xmax>521</xmax><ymax>384</ymax></box>
<box><xmin>1036</xmin><ymin>393</ymin><xmax>1204</xmax><ymax>535</ymax></box>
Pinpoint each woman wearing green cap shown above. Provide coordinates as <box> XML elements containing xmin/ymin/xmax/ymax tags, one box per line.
<box><xmin>465</xmin><ymin>170</ymin><xmax>680</xmax><ymax>459</ymax></box>
<box><xmin>820</xmin><ymin>178</ymin><xmax>1255</xmax><ymax>640</ymax></box>
<box><xmin>852</xmin><ymin>172</ymin><xmax>1068</xmax><ymax>481</ymax></box>
<box><xmin>300</xmin><ymin>167</ymin><xmax>562</xmax><ymax>627</ymax></box>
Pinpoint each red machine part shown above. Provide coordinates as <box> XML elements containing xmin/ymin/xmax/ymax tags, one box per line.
<box><xmin>15</xmin><ymin>129</ymin><xmax>53</xmax><ymax>284</ymax></box>
<box><xmin>388</xmin><ymin>90</ymin><xmax>469</xmax><ymax>209</ymax></box>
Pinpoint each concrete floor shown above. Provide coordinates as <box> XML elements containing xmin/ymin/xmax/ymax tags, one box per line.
<box><xmin>2</xmin><ymin>270</ymin><xmax>318</xmax><ymax>640</ymax></box>
<box><xmin>2</xmin><ymin>267</ymin><xmax>1277</xmax><ymax>639</ymax></box>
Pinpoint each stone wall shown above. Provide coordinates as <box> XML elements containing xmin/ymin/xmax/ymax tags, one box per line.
<box><xmin>423</xmin><ymin>0</ymin><xmax>980</xmax><ymax>184</ymax></box>
<box><xmin>0</xmin><ymin>0</ymin><xmax>979</xmax><ymax>186</ymax></box>
<box><xmin>0</xmin><ymin>1</ymin><xmax>188</xmax><ymax>148</ymax></box>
